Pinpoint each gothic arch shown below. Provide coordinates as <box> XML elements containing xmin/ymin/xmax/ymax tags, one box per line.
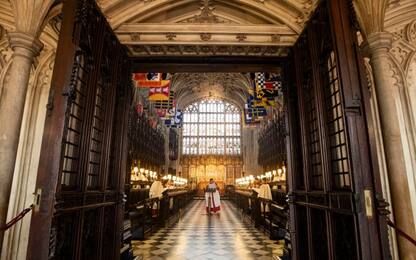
<box><xmin>385</xmin><ymin>52</ymin><xmax>416</xmax><ymax>230</ymax></box>
<box><xmin>2</xmin><ymin>49</ymin><xmax>56</xmax><ymax>260</ymax></box>
<box><xmin>405</xmin><ymin>51</ymin><xmax>416</xmax><ymax>87</ymax></box>
<box><xmin>0</xmin><ymin>38</ymin><xmax>12</xmax><ymax>99</ymax></box>
<box><xmin>404</xmin><ymin>52</ymin><xmax>416</xmax><ymax>150</ymax></box>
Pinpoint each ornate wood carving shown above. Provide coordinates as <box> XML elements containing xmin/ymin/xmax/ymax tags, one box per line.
<box><xmin>27</xmin><ymin>0</ymin><xmax>131</xmax><ymax>259</ymax></box>
<box><xmin>258</xmin><ymin>113</ymin><xmax>286</xmax><ymax>168</ymax></box>
<box><xmin>181</xmin><ymin>155</ymin><xmax>243</xmax><ymax>166</ymax></box>
<box><xmin>287</xmin><ymin>0</ymin><xmax>390</xmax><ymax>259</ymax></box>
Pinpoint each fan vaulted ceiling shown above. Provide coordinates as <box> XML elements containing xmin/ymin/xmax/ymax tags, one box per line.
<box><xmin>171</xmin><ymin>72</ymin><xmax>252</xmax><ymax>108</ymax></box>
<box><xmin>98</xmin><ymin>0</ymin><xmax>318</xmax><ymax>57</ymax></box>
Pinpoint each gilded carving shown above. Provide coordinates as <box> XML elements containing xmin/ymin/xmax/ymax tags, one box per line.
<box><xmin>181</xmin><ymin>155</ymin><xmax>243</xmax><ymax>167</ymax></box>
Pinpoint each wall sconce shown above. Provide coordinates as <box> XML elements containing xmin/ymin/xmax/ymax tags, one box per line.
<box><xmin>145</xmin><ymin>169</ymin><xmax>149</xmax><ymax>175</ymax></box>
<box><xmin>133</xmin><ymin>167</ymin><xmax>139</xmax><ymax>174</ymax></box>
<box><xmin>140</xmin><ymin>168</ymin><xmax>145</xmax><ymax>174</ymax></box>
<box><xmin>272</xmin><ymin>170</ymin><xmax>276</xmax><ymax>176</ymax></box>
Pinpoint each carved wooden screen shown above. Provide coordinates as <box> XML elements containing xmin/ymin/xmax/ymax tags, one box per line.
<box><xmin>27</xmin><ymin>1</ymin><xmax>131</xmax><ymax>259</ymax></box>
<box><xmin>286</xmin><ymin>0</ymin><xmax>390</xmax><ymax>259</ymax></box>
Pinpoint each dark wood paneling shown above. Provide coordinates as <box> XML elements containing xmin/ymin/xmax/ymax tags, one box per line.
<box><xmin>27</xmin><ymin>0</ymin><xmax>130</xmax><ymax>259</ymax></box>
<box><xmin>286</xmin><ymin>0</ymin><xmax>390</xmax><ymax>259</ymax></box>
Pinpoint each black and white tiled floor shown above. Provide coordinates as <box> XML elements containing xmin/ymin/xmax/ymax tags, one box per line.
<box><xmin>132</xmin><ymin>200</ymin><xmax>284</xmax><ymax>259</ymax></box>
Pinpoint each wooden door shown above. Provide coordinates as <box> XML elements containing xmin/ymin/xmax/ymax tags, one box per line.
<box><xmin>27</xmin><ymin>0</ymin><xmax>131</xmax><ymax>259</ymax></box>
<box><xmin>285</xmin><ymin>0</ymin><xmax>390</xmax><ymax>259</ymax></box>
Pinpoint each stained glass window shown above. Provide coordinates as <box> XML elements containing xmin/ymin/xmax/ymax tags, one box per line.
<box><xmin>182</xmin><ymin>99</ymin><xmax>241</xmax><ymax>155</ymax></box>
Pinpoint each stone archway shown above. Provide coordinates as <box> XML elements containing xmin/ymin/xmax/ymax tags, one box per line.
<box><xmin>2</xmin><ymin>50</ymin><xmax>55</xmax><ymax>260</ymax></box>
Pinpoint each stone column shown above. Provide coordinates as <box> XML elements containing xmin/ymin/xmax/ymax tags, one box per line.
<box><xmin>0</xmin><ymin>32</ymin><xmax>42</xmax><ymax>247</ymax></box>
<box><xmin>365</xmin><ymin>32</ymin><xmax>416</xmax><ymax>259</ymax></box>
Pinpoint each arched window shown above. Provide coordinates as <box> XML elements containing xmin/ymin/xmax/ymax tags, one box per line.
<box><xmin>182</xmin><ymin>99</ymin><xmax>241</xmax><ymax>155</ymax></box>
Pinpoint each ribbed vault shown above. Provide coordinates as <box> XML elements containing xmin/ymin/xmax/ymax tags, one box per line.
<box><xmin>171</xmin><ymin>73</ymin><xmax>252</xmax><ymax>109</ymax></box>
<box><xmin>97</xmin><ymin>0</ymin><xmax>318</xmax><ymax>57</ymax></box>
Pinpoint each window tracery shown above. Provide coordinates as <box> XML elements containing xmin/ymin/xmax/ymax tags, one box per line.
<box><xmin>182</xmin><ymin>99</ymin><xmax>241</xmax><ymax>155</ymax></box>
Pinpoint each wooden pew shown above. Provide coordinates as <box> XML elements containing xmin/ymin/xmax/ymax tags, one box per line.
<box><xmin>229</xmin><ymin>186</ymin><xmax>291</xmax><ymax>259</ymax></box>
<box><xmin>159</xmin><ymin>189</ymin><xmax>196</xmax><ymax>227</ymax></box>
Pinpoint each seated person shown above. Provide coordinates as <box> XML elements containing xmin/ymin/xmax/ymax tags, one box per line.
<box><xmin>258</xmin><ymin>180</ymin><xmax>272</xmax><ymax>213</ymax></box>
<box><xmin>149</xmin><ymin>175</ymin><xmax>165</xmax><ymax>216</ymax></box>
<box><xmin>205</xmin><ymin>178</ymin><xmax>221</xmax><ymax>214</ymax></box>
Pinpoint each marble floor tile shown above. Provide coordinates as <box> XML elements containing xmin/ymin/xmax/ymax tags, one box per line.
<box><xmin>132</xmin><ymin>200</ymin><xmax>284</xmax><ymax>259</ymax></box>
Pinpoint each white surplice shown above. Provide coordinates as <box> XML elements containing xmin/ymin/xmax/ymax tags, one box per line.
<box><xmin>258</xmin><ymin>183</ymin><xmax>272</xmax><ymax>212</ymax></box>
<box><xmin>149</xmin><ymin>180</ymin><xmax>164</xmax><ymax>210</ymax></box>
<box><xmin>205</xmin><ymin>183</ymin><xmax>221</xmax><ymax>213</ymax></box>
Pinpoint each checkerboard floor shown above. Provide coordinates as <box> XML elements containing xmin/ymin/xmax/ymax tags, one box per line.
<box><xmin>132</xmin><ymin>199</ymin><xmax>284</xmax><ymax>259</ymax></box>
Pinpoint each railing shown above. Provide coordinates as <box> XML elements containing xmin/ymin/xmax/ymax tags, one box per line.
<box><xmin>386</xmin><ymin>219</ymin><xmax>416</xmax><ymax>246</ymax></box>
<box><xmin>1</xmin><ymin>205</ymin><xmax>33</xmax><ymax>231</ymax></box>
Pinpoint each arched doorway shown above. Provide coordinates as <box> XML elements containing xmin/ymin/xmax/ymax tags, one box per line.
<box><xmin>26</xmin><ymin>0</ymin><xmax>391</xmax><ymax>259</ymax></box>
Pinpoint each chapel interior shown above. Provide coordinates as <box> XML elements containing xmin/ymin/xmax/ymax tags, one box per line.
<box><xmin>0</xmin><ymin>0</ymin><xmax>416</xmax><ymax>260</ymax></box>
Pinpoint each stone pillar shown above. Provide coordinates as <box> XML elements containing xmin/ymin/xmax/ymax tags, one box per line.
<box><xmin>0</xmin><ymin>32</ymin><xmax>42</xmax><ymax>247</ymax></box>
<box><xmin>365</xmin><ymin>32</ymin><xmax>416</xmax><ymax>259</ymax></box>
